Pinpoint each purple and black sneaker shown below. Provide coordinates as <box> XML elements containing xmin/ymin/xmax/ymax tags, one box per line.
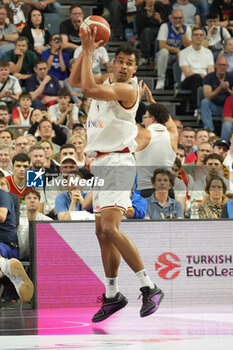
<box><xmin>139</xmin><ymin>285</ymin><xmax>164</xmax><ymax>317</ymax></box>
<box><xmin>92</xmin><ymin>292</ymin><xmax>128</xmax><ymax>323</ymax></box>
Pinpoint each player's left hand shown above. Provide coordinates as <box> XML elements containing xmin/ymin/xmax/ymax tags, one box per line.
<box><xmin>81</xmin><ymin>26</ymin><xmax>103</xmax><ymax>54</ymax></box>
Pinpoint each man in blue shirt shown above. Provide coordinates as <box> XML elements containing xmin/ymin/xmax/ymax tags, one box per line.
<box><xmin>0</xmin><ymin>188</ymin><xmax>34</xmax><ymax>301</ymax></box>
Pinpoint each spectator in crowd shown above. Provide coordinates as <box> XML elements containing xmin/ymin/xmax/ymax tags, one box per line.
<box><xmin>0</xmin><ymin>170</ymin><xmax>19</xmax><ymax>224</ymax></box>
<box><xmin>0</xmin><ymin>60</ymin><xmax>22</xmax><ymax>111</ymax></box>
<box><xmin>63</xmin><ymin>58</ymin><xmax>82</xmax><ymax>104</ymax></box>
<box><xmin>172</xmin><ymin>157</ymin><xmax>187</xmax><ymax>211</ymax></box>
<box><xmin>14</xmin><ymin>135</ymin><xmax>30</xmax><ymax>155</ymax></box>
<box><xmin>59</xmin><ymin>143</ymin><xmax>77</xmax><ymax>162</ymax></box>
<box><xmin>39</xmin><ymin>140</ymin><xmax>60</xmax><ymax>180</ymax></box>
<box><xmin>5</xmin><ymin>37</ymin><xmax>38</xmax><ymax>84</ymax></box>
<box><xmin>74</xmin><ymin>46</ymin><xmax>109</xmax><ymax>76</ymax></box>
<box><xmin>29</xmin><ymin>144</ymin><xmax>46</xmax><ymax>171</ymax></box>
<box><xmin>221</xmin><ymin>94</ymin><xmax>233</xmax><ymax>142</ymax></box>
<box><xmin>55</xmin><ymin>171</ymin><xmax>88</xmax><ymax>220</ymax></box>
<box><xmin>179</xmin><ymin>127</ymin><xmax>196</xmax><ymax>156</ymax></box>
<box><xmin>146</xmin><ymin>168</ymin><xmax>184</xmax><ymax>219</ymax></box>
<box><xmin>25</xmin><ymin>189</ymin><xmax>52</xmax><ymax>221</ymax></box>
<box><xmin>185</xmin><ymin>128</ymin><xmax>209</xmax><ymax>163</ymax></box>
<box><xmin>221</xmin><ymin>199</ymin><xmax>233</xmax><ymax>218</ymax></box>
<box><xmin>25</xmin><ymin>58</ymin><xmax>61</xmax><ymax>109</ymax></box>
<box><xmin>222</xmin><ymin>133</ymin><xmax>233</xmax><ymax>169</ymax></box>
<box><xmin>201</xmin><ymin>55</ymin><xmax>233</xmax><ymax>132</ymax></box>
<box><xmin>72</xmin><ymin>122</ymin><xmax>86</xmax><ymax>136</ymax></box>
<box><xmin>135</xmin><ymin>100</ymin><xmax>178</xmax><ymax>198</ymax></box>
<box><xmin>174</xmin><ymin>119</ymin><xmax>183</xmax><ymax>137</ymax></box>
<box><xmin>0</xmin><ymin>129</ymin><xmax>14</xmax><ymax>146</ymax></box>
<box><xmin>213</xmin><ymin>139</ymin><xmax>229</xmax><ymax>161</ymax></box>
<box><xmin>21</xmin><ymin>8</ymin><xmax>50</xmax><ymax>56</ymax></box>
<box><xmin>222</xmin><ymin>37</ymin><xmax>233</xmax><ymax>72</ymax></box>
<box><xmin>26</xmin><ymin>134</ymin><xmax>37</xmax><ymax>147</ymax></box>
<box><xmin>28</xmin><ymin>117</ymin><xmax>66</xmax><ymax>153</ymax></box>
<box><xmin>0</xmin><ymin>145</ymin><xmax>12</xmax><ymax>176</ymax></box>
<box><xmin>4</xmin><ymin>0</ymin><xmax>30</xmax><ymax>33</ymax></box>
<box><xmin>42</xmin><ymin>34</ymin><xmax>69</xmax><ymax>82</ymax></box>
<box><xmin>5</xmin><ymin>153</ymin><xmax>30</xmax><ymax>202</ymax></box>
<box><xmin>59</xmin><ymin>5</ymin><xmax>84</xmax><ymax>57</ymax></box>
<box><xmin>191</xmin><ymin>153</ymin><xmax>229</xmax><ymax>201</ymax></box>
<box><xmin>185</xmin><ymin>141</ymin><xmax>213</xmax><ymax>180</ymax></box>
<box><xmin>0</xmin><ymin>5</ymin><xmax>18</xmax><ymax>60</ymax></box>
<box><xmin>123</xmin><ymin>191</ymin><xmax>147</xmax><ymax>220</ymax></box>
<box><xmin>176</xmin><ymin>143</ymin><xmax>194</xmax><ymax>199</ymax></box>
<box><xmin>108</xmin><ymin>0</ymin><xmax>127</xmax><ymax>41</ymax></box>
<box><xmin>68</xmin><ymin>134</ymin><xmax>86</xmax><ymax>168</ymax></box>
<box><xmin>199</xmin><ymin>175</ymin><xmax>228</xmax><ymax>218</ymax></box>
<box><xmin>176</xmin><ymin>143</ymin><xmax>185</xmax><ymax>162</ymax></box>
<box><xmin>155</xmin><ymin>9</ymin><xmax>191</xmax><ymax>90</ymax></box>
<box><xmin>210</xmin><ymin>0</ymin><xmax>233</xmax><ymax>33</ymax></box>
<box><xmin>202</xmin><ymin>13</ymin><xmax>231</xmax><ymax>59</ymax></box>
<box><xmin>78</xmin><ymin>96</ymin><xmax>92</xmax><ymax>122</ymax></box>
<box><xmin>20</xmin><ymin>0</ymin><xmax>60</xmax><ymax>15</ymax></box>
<box><xmin>0</xmin><ymin>186</ymin><xmax>34</xmax><ymax>302</ymax></box>
<box><xmin>135</xmin><ymin>0</ymin><xmax>168</xmax><ymax>65</ymax></box>
<box><xmin>47</xmin><ymin>88</ymin><xmax>79</xmax><ymax>129</ymax></box>
<box><xmin>179</xmin><ymin>26</ymin><xmax>214</xmax><ymax>109</ymax></box>
<box><xmin>12</xmin><ymin>92</ymin><xmax>33</xmax><ymax>127</ymax></box>
<box><xmin>170</xmin><ymin>0</ymin><xmax>201</xmax><ymax>26</ymax></box>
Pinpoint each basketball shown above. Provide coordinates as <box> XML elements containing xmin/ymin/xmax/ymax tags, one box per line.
<box><xmin>80</xmin><ymin>15</ymin><xmax>111</xmax><ymax>46</ymax></box>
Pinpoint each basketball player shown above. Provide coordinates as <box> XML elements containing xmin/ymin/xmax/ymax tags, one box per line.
<box><xmin>69</xmin><ymin>28</ymin><xmax>164</xmax><ymax>322</ymax></box>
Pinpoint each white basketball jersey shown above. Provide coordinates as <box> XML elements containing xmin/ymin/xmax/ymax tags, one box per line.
<box><xmin>85</xmin><ymin>77</ymin><xmax>139</xmax><ymax>154</ymax></box>
<box><xmin>135</xmin><ymin>124</ymin><xmax>176</xmax><ymax>190</ymax></box>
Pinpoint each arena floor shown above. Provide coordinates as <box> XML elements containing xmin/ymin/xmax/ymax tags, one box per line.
<box><xmin>1</xmin><ymin>306</ymin><xmax>233</xmax><ymax>350</ymax></box>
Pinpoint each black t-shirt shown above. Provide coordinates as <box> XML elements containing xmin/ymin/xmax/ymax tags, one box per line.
<box><xmin>0</xmin><ymin>188</ymin><xmax>18</xmax><ymax>245</ymax></box>
<box><xmin>59</xmin><ymin>19</ymin><xmax>81</xmax><ymax>46</ymax></box>
<box><xmin>203</xmin><ymin>71</ymin><xmax>233</xmax><ymax>106</ymax></box>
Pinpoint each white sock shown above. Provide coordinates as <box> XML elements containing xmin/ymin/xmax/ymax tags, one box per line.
<box><xmin>105</xmin><ymin>277</ymin><xmax>119</xmax><ymax>298</ymax></box>
<box><xmin>136</xmin><ymin>269</ymin><xmax>154</xmax><ymax>289</ymax></box>
<box><xmin>0</xmin><ymin>256</ymin><xmax>6</xmax><ymax>277</ymax></box>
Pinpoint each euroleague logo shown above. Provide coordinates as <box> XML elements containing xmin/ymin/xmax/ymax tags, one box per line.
<box><xmin>155</xmin><ymin>252</ymin><xmax>181</xmax><ymax>280</ymax></box>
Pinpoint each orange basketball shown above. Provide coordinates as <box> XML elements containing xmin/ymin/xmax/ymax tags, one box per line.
<box><xmin>80</xmin><ymin>15</ymin><xmax>111</xmax><ymax>46</ymax></box>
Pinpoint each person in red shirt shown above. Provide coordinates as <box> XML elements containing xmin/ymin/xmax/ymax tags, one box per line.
<box><xmin>12</xmin><ymin>92</ymin><xmax>33</xmax><ymax>127</ymax></box>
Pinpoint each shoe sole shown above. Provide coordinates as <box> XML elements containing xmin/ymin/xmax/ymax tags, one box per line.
<box><xmin>10</xmin><ymin>259</ymin><xmax>34</xmax><ymax>302</ymax></box>
<box><xmin>92</xmin><ymin>297</ymin><xmax>128</xmax><ymax>323</ymax></box>
<box><xmin>140</xmin><ymin>290</ymin><xmax>164</xmax><ymax>318</ymax></box>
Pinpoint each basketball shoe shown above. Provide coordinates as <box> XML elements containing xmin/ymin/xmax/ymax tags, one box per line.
<box><xmin>139</xmin><ymin>285</ymin><xmax>164</xmax><ymax>317</ymax></box>
<box><xmin>92</xmin><ymin>292</ymin><xmax>128</xmax><ymax>322</ymax></box>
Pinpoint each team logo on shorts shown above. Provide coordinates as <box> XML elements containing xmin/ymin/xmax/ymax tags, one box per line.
<box><xmin>26</xmin><ymin>169</ymin><xmax>45</xmax><ymax>187</ymax></box>
<box><xmin>155</xmin><ymin>252</ymin><xmax>181</xmax><ymax>280</ymax></box>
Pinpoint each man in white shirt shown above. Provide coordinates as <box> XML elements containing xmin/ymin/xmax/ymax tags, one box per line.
<box><xmin>179</xmin><ymin>26</ymin><xmax>214</xmax><ymax>109</ymax></box>
<box><xmin>0</xmin><ymin>60</ymin><xmax>22</xmax><ymax>110</ymax></box>
<box><xmin>73</xmin><ymin>46</ymin><xmax>109</xmax><ymax>76</ymax></box>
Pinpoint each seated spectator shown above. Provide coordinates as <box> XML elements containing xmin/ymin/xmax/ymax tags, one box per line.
<box><xmin>14</xmin><ymin>135</ymin><xmax>30</xmax><ymax>155</ymax></box>
<box><xmin>42</xmin><ymin>34</ymin><xmax>69</xmax><ymax>82</ymax></box>
<box><xmin>185</xmin><ymin>141</ymin><xmax>213</xmax><ymax>180</ymax></box>
<box><xmin>25</xmin><ymin>58</ymin><xmax>61</xmax><ymax>109</ymax></box>
<box><xmin>0</xmin><ymin>129</ymin><xmax>14</xmax><ymax>146</ymax></box>
<box><xmin>222</xmin><ymin>37</ymin><xmax>233</xmax><ymax>72</ymax></box>
<box><xmin>21</xmin><ymin>8</ymin><xmax>50</xmax><ymax>56</ymax></box>
<box><xmin>222</xmin><ymin>133</ymin><xmax>233</xmax><ymax>169</ymax></box>
<box><xmin>26</xmin><ymin>134</ymin><xmax>37</xmax><ymax>147</ymax></box>
<box><xmin>39</xmin><ymin>139</ymin><xmax>60</xmax><ymax>181</ymax></box>
<box><xmin>78</xmin><ymin>96</ymin><xmax>92</xmax><ymax>122</ymax></box>
<box><xmin>20</xmin><ymin>0</ymin><xmax>60</xmax><ymax>15</ymax></box>
<box><xmin>5</xmin><ymin>36</ymin><xmax>38</xmax><ymax>83</ymax></box>
<box><xmin>0</xmin><ymin>60</ymin><xmax>22</xmax><ymax>111</ymax></box>
<box><xmin>28</xmin><ymin>117</ymin><xmax>66</xmax><ymax>153</ymax></box>
<box><xmin>210</xmin><ymin>0</ymin><xmax>233</xmax><ymax>34</ymax></box>
<box><xmin>170</xmin><ymin>0</ymin><xmax>201</xmax><ymax>26</ymax></box>
<box><xmin>59</xmin><ymin>5</ymin><xmax>84</xmax><ymax>57</ymax></box>
<box><xmin>185</xmin><ymin>129</ymin><xmax>210</xmax><ymax>163</ymax></box>
<box><xmin>59</xmin><ymin>143</ymin><xmax>77</xmax><ymax>162</ymax></box>
<box><xmin>179</xmin><ymin>26</ymin><xmax>214</xmax><ymax>110</ymax></box>
<box><xmin>74</xmin><ymin>46</ymin><xmax>109</xmax><ymax>76</ymax></box>
<box><xmin>155</xmin><ymin>9</ymin><xmax>191</xmax><ymax>90</ymax></box>
<box><xmin>202</xmin><ymin>13</ymin><xmax>231</xmax><ymax>60</ymax></box>
<box><xmin>201</xmin><ymin>56</ymin><xmax>233</xmax><ymax>132</ymax></box>
<box><xmin>176</xmin><ymin>143</ymin><xmax>185</xmax><ymax>162</ymax></box>
<box><xmin>48</xmin><ymin>88</ymin><xmax>79</xmax><ymax>129</ymax></box>
<box><xmin>63</xmin><ymin>58</ymin><xmax>82</xmax><ymax>104</ymax></box>
<box><xmin>4</xmin><ymin>0</ymin><xmax>30</xmax><ymax>33</ymax></box>
<box><xmin>221</xmin><ymin>95</ymin><xmax>233</xmax><ymax>142</ymax></box>
<box><xmin>72</xmin><ymin>122</ymin><xmax>86</xmax><ymax>136</ymax></box>
<box><xmin>213</xmin><ymin>139</ymin><xmax>229</xmax><ymax>161</ymax></box>
<box><xmin>124</xmin><ymin>191</ymin><xmax>147</xmax><ymax>219</ymax></box>
<box><xmin>179</xmin><ymin>127</ymin><xmax>196</xmax><ymax>156</ymax></box>
<box><xmin>0</xmin><ymin>145</ymin><xmax>12</xmax><ymax>175</ymax></box>
<box><xmin>55</xmin><ymin>171</ymin><xmax>88</xmax><ymax>220</ymax></box>
<box><xmin>176</xmin><ymin>144</ymin><xmax>194</xmax><ymax>200</ymax></box>
<box><xmin>12</xmin><ymin>92</ymin><xmax>33</xmax><ymax>127</ymax></box>
<box><xmin>68</xmin><ymin>134</ymin><xmax>86</xmax><ymax>168</ymax></box>
<box><xmin>174</xmin><ymin>119</ymin><xmax>183</xmax><ymax>137</ymax></box>
<box><xmin>135</xmin><ymin>0</ymin><xmax>168</xmax><ymax>65</ymax></box>
<box><xmin>199</xmin><ymin>175</ymin><xmax>228</xmax><ymax>218</ymax></box>
<box><xmin>0</xmin><ymin>5</ymin><xmax>18</xmax><ymax>60</ymax></box>
<box><xmin>172</xmin><ymin>157</ymin><xmax>186</xmax><ymax>211</ymax></box>
<box><xmin>146</xmin><ymin>168</ymin><xmax>184</xmax><ymax>219</ymax></box>
<box><xmin>25</xmin><ymin>189</ymin><xmax>52</xmax><ymax>221</ymax></box>
<box><xmin>191</xmin><ymin>153</ymin><xmax>229</xmax><ymax>201</ymax></box>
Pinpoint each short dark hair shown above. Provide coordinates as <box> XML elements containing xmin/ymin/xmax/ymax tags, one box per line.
<box><xmin>24</xmin><ymin>189</ymin><xmax>41</xmax><ymax>200</ymax></box>
<box><xmin>19</xmin><ymin>92</ymin><xmax>32</xmax><ymax>102</ymax></box>
<box><xmin>205</xmin><ymin>175</ymin><xmax>227</xmax><ymax>194</ymax></box>
<box><xmin>177</xmin><ymin>143</ymin><xmax>185</xmax><ymax>151</ymax></box>
<box><xmin>203</xmin><ymin>153</ymin><xmax>223</xmax><ymax>165</ymax></box>
<box><xmin>28</xmin><ymin>8</ymin><xmax>45</xmax><ymax>29</ymax></box>
<box><xmin>0</xmin><ymin>129</ymin><xmax>14</xmax><ymax>139</ymax></box>
<box><xmin>12</xmin><ymin>153</ymin><xmax>30</xmax><ymax>165</ymax></box>
<box><xmin>38</xmin><ymin>118</ymin><xmax>52</xmax><ymax>129</ymax></box>
<box><xmin>174</xmin><ymin>157</ymin><xmax>182</xmax><ymax>169</ymax></box>
<box><xmin>60</xmin><ymin>143</ymin><xmax>76</xmax><ymax>152</ymax></box>
<box><xmin>0</xmin><ymin>60</ymin><xmax>10</xmax><ymax>68</ymax></box>
<box><xmin>69</xmin><ymin>4</ymin><xmax>83</xmax><ymax>13</ymax></box>
<box><xmin>205</xmin><ymin>13</ymin><xmax>218</xmax><ymax>20</ymax></box>
<box><xmin>34</xmin><ymin>58</ymin><xmax>48</xmax><ymax>68</ymax></box>
<box><xmin>29</xmin><ymin>144</ymin><xmax>45</xmax><ymax>155</ymax></box>
<box><xmin>115</xmin><ymin>43</ymin><xmax>140</xmax><ymax>65</ymax></box>
<box><xmin>57</xmin><ymin>88</ymin><xmax>71</xmax><ymax>98</ymax></box>
<box><xmin>151</xmin><ymin>168</ymin><xmax>174</xmax><ymax>188</ymax></box>
<box><xmin>192</xmin><ymin>26</ymin><xmax>204</xmax><ymax>35</ymax></box>
<box><xmin>0</xmin><ymin>105</ymin><xmax>9</xmax><ymax>112</ymax></box>
<box><xmin>16</xmin><ymin>36</ymin><xmax>29</xmax><ymax>44</ymax></box>
<box><xmin>146</xmin><ymin>103</ymin><xmax>170</xmax><ymax>125</ymax></box>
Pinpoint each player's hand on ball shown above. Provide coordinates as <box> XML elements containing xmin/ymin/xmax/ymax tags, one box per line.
<box><xmin>81</xmin><ymin>26</ymin><xmax>103</xmax><ymax>53</ymax></box>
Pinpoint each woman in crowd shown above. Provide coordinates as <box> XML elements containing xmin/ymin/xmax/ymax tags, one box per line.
<box><xmin>21</xmin><ymin>8</ymin><xmax>50</xmax><ymax>55</ymax></box>
<box><xmin>199</xmin><ymin>175</ymin><xmax>228</xmax><ymax>218</ymax></box>
<box><xmin>68</xmin><ymin>134</ymin><xmax>86</xmax><ymax>168</ymax></box>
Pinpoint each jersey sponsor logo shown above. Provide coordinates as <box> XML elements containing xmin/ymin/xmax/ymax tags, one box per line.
<box><xmin>87</xmin><ymin>120</ymin><xmax>103</xmax><ymax>128</ymax></box>
<box><xmin>26</xmin><ymin>169</ymin><xmax>45</xmax><ymax>187</ymax></box>
<box><xmin>155</xmin><ymin>252</ymin><xmax>181</xmax><ymax>280</ymax></box>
